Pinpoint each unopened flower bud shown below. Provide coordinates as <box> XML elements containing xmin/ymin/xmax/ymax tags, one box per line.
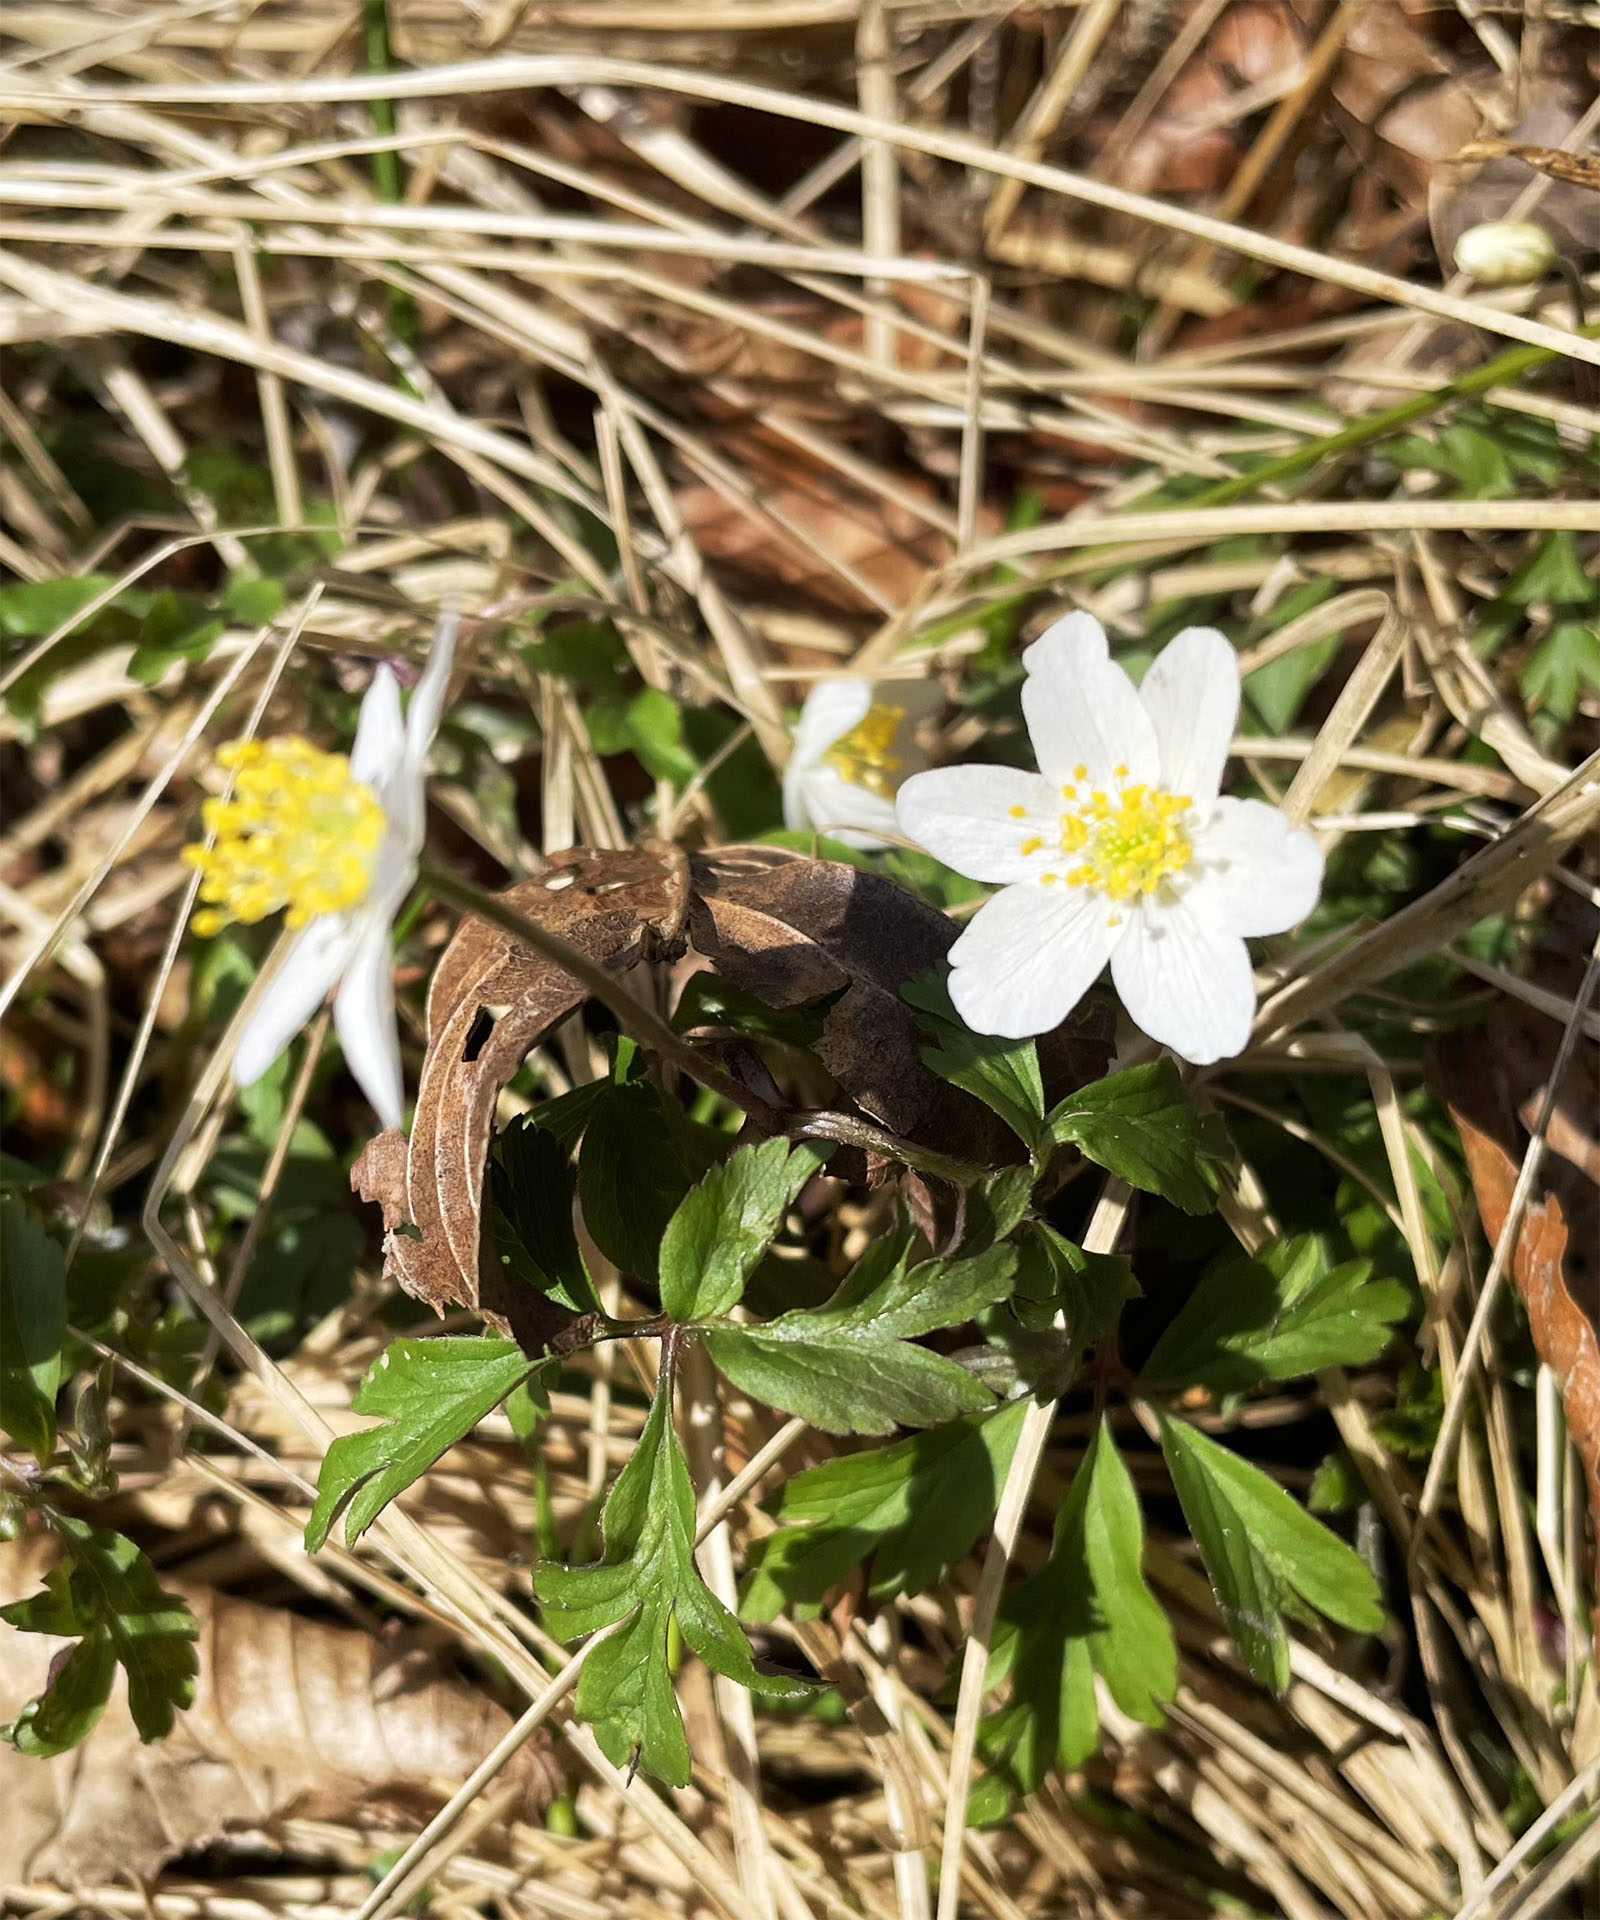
<box><xmin>1453</xmin><ymin>220</ymin><xmax>1557</xmax><ymax>288</ymax></box>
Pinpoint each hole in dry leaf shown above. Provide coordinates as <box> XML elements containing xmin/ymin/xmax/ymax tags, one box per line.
<box><xmin>462</xmin><ymin>1005</ymin><xmax>497</xmax><ymax>1062</ymax></box>
<box><xmin>543</xmin><ymin>871</ymin><xmax>576</xmax><ymax>891</ymax></box>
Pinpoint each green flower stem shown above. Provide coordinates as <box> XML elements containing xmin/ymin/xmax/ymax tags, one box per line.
<box><xmin>416</xmin><ymin>860</ymin><xmax>995</xmax><ymax>1187</ymax></box>
<box><xmin>1185</xmin><ymin>317</ymin><xmax>1600</xmax><ymax>511</ymax></box>
<box><xmin>917</xmin><ymin>318</ymin><xmax>1600</xmax><ymax>645</ymax></box>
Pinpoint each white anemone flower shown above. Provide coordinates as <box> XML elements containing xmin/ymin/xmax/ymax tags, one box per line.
<box><xmin>783</xmin><ymin>675</ymin><xmax>941</xmax><ymax>849</ymax></box>
<box><xmin>185</xmin><ymin>610</ymin><xmax>457</xmax><ymax>1129</ymax></box>
<box><xmin>895</xmin><ymin>613</ymin><xmax>1322</xmax><ymax>1065</ymax></box>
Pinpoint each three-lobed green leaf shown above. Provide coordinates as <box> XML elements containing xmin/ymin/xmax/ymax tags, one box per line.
<box><xmin>1048</xmin><ymin>1059</ymin><xmax>1224</xmax><ymax>1213</ymax></box>
<box><xmin>659</xmin><ymin>1137</ymin><xmax>829</xmax><ymax>1322</ymax></box>
<box><xmin>1157</xmin><ymin>1412</ymin><xmax>1385</xmax><ymax>1692</ymax></box>
<box><xmin>306</xmin><ymin>1336</ymin><xmax>538</xmax><ymax>1551</ymax></box>
<box><xmin>1138</xmin><ymin>1233</ymin><xmax>1409</xmax><ymax>1394</ymax></box>
<box><xmin>743</xmin><ymin>1400</ymin><xmax>1029</xmax><ymax>1620</ymax></box>
<box><xmin>0</xmin><ymin>1194</ymin><xmax>66</xmax><ymax>1465</ymax></box>
<box><xmin>538</xmin><ymin>1380</ymin><xmax>809</xmax><ymax>1784</ymax></box>
<box><xmin>701</xmin><ymin>1237</ymin><xmax>1015</xmax><ymax>1435</ymax></box>
<box><xmin>982</xmin><ymin>1418</ymin><xmax>1175</xmax><ymax>1788</ymax></box>
<box><xmin>2</xmin><ymin>1513</ymin><xmax>198</xmax><ymax>1754</ymax></box>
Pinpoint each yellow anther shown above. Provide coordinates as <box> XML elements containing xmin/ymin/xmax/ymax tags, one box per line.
<box><xmin>1008</xmin><ymin>804</ymin><xmax>1027</xmax><ymax>819</ymax></box>
<box><xmin>1040</xmin><ymin>871</ymin><xmax>1059</xmax><ymax>885</ymax></box>
<box><xmin>1060</xmin><ymin>784</ymin><xmax>1077</xmax><ymax>801</ymax></box>
<box><xmin>1114</xmin><ymin>764</ymin><xmax>1128</xmax><ymax>778</ymax></box>
<box><xmin>1073</xmin><ymin>764</ymin><xmax>1088</xmax><ymax>781</ymax></box>
<box><xmin>184</xmin><ymin>736</ymin><xmax>386</xmax><ymax>937</ymax></box>
<box><xmin>1020</xmin><ymin>835</ymin><xmax>1044</xmax><ymax>856</ymax></box>
<box><xmin>1049</xmin><ymin>777</ymin><xmax>1193</xmax><ymax>903</ymax></box>
<box><xmin>823</xmin><ymin>701</ymin><xmax>908</xmax><ymax>800</ymax></box>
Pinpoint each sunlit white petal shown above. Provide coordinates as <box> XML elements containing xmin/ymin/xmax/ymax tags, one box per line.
<box><xmin>349</xmin><ymin>666</ymin><xmax>406</xmax><ymax>788</ymax></box>
<box><xmin>231</xmin><ymin>915</ymin><xmax>355</xmax><ymax>1089</ymax></box>
<box><xmin>948</xmin><ymin>883</ymin><xmax>1119</xmax><ymax>1038</ymax></box>
<box><xmin>1110</xmin><ymin>895</ymin><xmax>1255</xmax><ymax>1065</ymax></box>
<box><xmin>1138</xmin><ymin>626</ymin><xmax>1237</xmax><ymax>803</ymax></box>
<box><xmin>791</xmin><ymin>677</ymin><xmax>874</xmax><ymax>769</ymax></box>
<box><xmin>1189</xmin><ymin>797</ymin><xmax>1324</xmax><ymax>936</ymax></box>
<box><xmin>895</xmin><ymin>765</ymin><xmax>1059</xmax><ymax>882</ymax></box>
<box><xmin>1021</xmin><ymin>611</ymin><xmax>1159</xmax><ymax>788</ymax></box>
<box><xmin>403</xmin><ymin>606</ymin><xmax>459</xmax><ymax>772</ymax></box>
<box><xmin>787</xmin><ymin>765</ymin><xmax>900</xmax><ymax>849</ymax></box>
<box><xmin>335</xmin><ymin>919</ymin><xmax>405</xmax><ymax>1131</ymax></box>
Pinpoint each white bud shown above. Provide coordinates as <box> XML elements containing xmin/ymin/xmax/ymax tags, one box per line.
<box><xmin>1453</xmin><ymin>220</ymin><xmax>1558</xmax><ymax>288</ymax></box>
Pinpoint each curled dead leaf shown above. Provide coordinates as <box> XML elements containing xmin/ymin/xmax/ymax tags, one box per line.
<box><xmin>0</xmin><ymin>1535</ymin><xmax>560</xmax><ymax>1888</ymax></box>
<box><xmin>1439</xmin><ymin>1043</ymin><xmax>1600</xmax><ymax>1610</ymax></box>
<box><xmin>354</xmin><ymin>843</ymin><xmax>690</xmax><ymax>1345</ymax></box>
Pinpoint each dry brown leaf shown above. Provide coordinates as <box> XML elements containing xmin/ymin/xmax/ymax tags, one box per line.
<box><xmin>353</xmin><ymin>843</ymin><xmax>690</xmax><ymax>1345</ymax></box>
<box><xmin>1440</xmin><ymin>1061</ymin><xmax>1600</xmax><ymax>1602</ymax></box>
<box><xmin>0</xmin><ymin>1533</ymin><xmax>560</xmax><ymax>1888</ymax></box>
<box><xmin>1322</xmin><ymin>0</ymin><xmax>1485</xmax><ymax>206</ymax></box>
<box><xmin>688</xmin><ymin>845</ymin><xmax>960</xmax><ymax>1141</ymax></box>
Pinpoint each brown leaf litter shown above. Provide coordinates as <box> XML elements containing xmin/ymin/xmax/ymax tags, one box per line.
<box><xmin>0</xmin><ymin>1531</ymin><xmax>560</xmax><ymax>1890</ymax></box>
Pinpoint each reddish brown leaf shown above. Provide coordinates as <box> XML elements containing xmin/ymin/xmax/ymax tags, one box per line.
<box><xmin>1444</xmin><ymin>1097</ymin><xmax>1600</xmax><ymax>1600</ymax></box>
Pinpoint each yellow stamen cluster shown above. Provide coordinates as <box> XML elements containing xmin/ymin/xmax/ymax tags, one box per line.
<box><xmin>184</xmin><ymin>737</ymin><xmax>386</xmax><ymax>937</ymax></box>
<box><xmin>823</xmin><ymin>700</ymin><xmax>908</xmax><ymax>800</ymax></box>
<box><xmin>1017</xmin><ymin>761</ymin><xmax>1193</xmax><ymax>915</ymax></box>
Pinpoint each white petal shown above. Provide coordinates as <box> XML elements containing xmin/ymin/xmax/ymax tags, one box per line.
<box><xmin>791</xmin><ymin>677</ymin><xmax>873</xmax><ymax>770</ymax></box>
<box><xmin>788</xmin><ymin>765</ymin><xmax>899</xmax><ymax>849</ymax></box>
<box><xmin>947</xmin><ymin>881</ymin><xmax>1119</xmax><ymax>1038</ymax></box>
<box><xmin>404</xmin><ymin>605</ymin><xmax>459</xmax><ymax>768</ymax></box>
<box><xmin>896</xmin><ymin>765</ymin><xmax>1059</xmax><ymax>882</ymax></box>
<box><xmin>1110</xmin><ymin>896</ymin><xmax>1255</xmax><ymax>1065</ymax></box>
<box><xmin>349</xmin><ymin>666</ymin><xmax>405</xmax><ymax>786</ymax></box>
<box><xmin>1138</xmin><ymin>626</ymin><xmax>1238</xmax><ymax>803</ymax></box>
<box><xmin>1189</xmin><ymin>797</ymin><xmax>1324</xmax><ymax>936</ymax></box>
<box><xmin>231</xmin><ymin>916</ymin><xmax>353</xmax><ymax>1089</ymax></box>
<box><xmin>334</xmin><ymin>914</ymin><xmax>405</xmax><ymax>1131</ymax></box>
<box><xmin>1021</xmin><ymin>611</ymin><xmax>1159</xmax><ymax>788</ymax></box>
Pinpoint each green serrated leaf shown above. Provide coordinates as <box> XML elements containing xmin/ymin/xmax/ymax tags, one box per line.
<box><xmin>672</xmin><ymin>971</ymin><xmax>846</xmax><ymax>1048</ymax></box>
<box><xmin>1011</xmin><ymin>1220</ymin><xmax>1137</xmax><ymax>1341</ymax></box>
<box><xmin>490</xmin><ymin>1117</ymin><xmax>603</xmax><ymax>1316</ymax></box>
<box><xmin>743</xmin><ymin>1399</ymin><xmax>1029</xmax><ymax>1619</ymax></box>
<box><xmin>539</xmin><ymin>1379</ymin><xmax>810</xmax><ymax>1784</ymax></box>
<box><xmin>1048</xmin><ymin>1059</ymin><xmax>1224</xmax><ymax>1213</ymax></box>
<box><xmin>1137</xmin><ymin>1234</ymin><xmax>1409</xmax><ymax>1394</ymax></box>
<box><xmin>577</xmin><ymin>1081</ymin><xmax>693</xmax><ymax>1281</ymax></box>
<box><xmin>702</xmin><ymin>1243</ymin><xmax>1014</xmax><ymax>1435</ymax></box>
<box><xmin>0</xmin><ymin>1194</ymin><xmax>66</xmax><ymax>1465</ymax></box>
<box><xmin>1521</xmin><ymin>618</ymin><xmax>1600</xmax><ymax>724</ymax></box>
<box><xmin>2</xmin><ymin>1515</ymin><xmax>198</xmax><ymax>1746</ymax></box>
<box><xmin>903</xmin><ymin>967</ymin><xmax>1045</xmax><ymax>1152</ymax></box>
<box><xmin>1157</xmin><ymin>1413</ymin><xmax>1384</xmax><ymax>1691</ymax></box>
<box><xmin>222</xmin><ymin>574</ymin><xmax>287</xmax><ymax>624</ymax></box>
<box><xmin>306</xmin><ymin>1336</ymin><xmax>536</xmax><ymax>1550</ymax></box>
<box><xmin>7</xmin><ymin>1627</ymin><xmax>117</xmax><ymax>1757</ymax></box>
<box><xmin>660</xmin><ymin>1137</ymin><xmax>828</xmax><ymax>1322</ymax></box>
<box><xmin>983</xmin><ymin>1419</ymin><xmax>1175</xmax><ymax>1788</ymax></box>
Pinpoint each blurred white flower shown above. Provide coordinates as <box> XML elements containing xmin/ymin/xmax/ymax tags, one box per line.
<box><xmin>895</xmin><ymin>613</ymin><xmax>1322</xmax><ymax>1065</ymax></box>
<box><xmin>185</xmin><ymin>609</ymin><xmax>457</xmax><ymax>1128</ymax></box>
<box><xmin>783</xmin><ymin>676</ymin><xmax>941</xmax><ymax>850</ymax></box>
<box><xmin>1453</xmin><ymin>220</ymin><xmax>1556</xmax><ymax>288</ymax></box>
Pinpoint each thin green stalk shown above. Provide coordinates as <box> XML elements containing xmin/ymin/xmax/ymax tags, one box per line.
<box><xmin>361</xmin><ymin>0</ymin><xmax>417</xmax><ymax>356</ymax></box>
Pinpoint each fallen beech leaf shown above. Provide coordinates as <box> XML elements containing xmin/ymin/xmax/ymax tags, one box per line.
<box><xmin>1441</xmin><ymin>1074</ymin><xmax>1600</xmax><ymax>1604</ymax></box>
<box><xmin>0</xmin><ymin>1536</ymin><xmax>560</xmax><ymax>1887</ymax></box>
<box><xmin>354</xmin><ymin>844</ymin><xmax>689</xmax><ymax>1345</ymax></box>
<box><xmin>687</xmin><ymin>846</ymin><xmax>960</xmax><ymax>1140</ymax></box>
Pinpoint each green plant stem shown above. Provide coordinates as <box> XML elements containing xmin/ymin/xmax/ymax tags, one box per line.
<box><xmin>917</xmin><ymin>319</ymin><xmax>1600</xmax><ymax>646</ymax></box>
<box><xmin>362</xmin><ymin>0</ymin><xmax>402</xmax><ymax>205</ymax></box>
<box><xmin>1186</xmin><ymin>318</ymin><xmax>1600</xmax><ymax>510</ymax></box>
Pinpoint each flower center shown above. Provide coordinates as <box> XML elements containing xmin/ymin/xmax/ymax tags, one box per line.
<box><xmin>1014</xmin><ymin>763</ymin><xmax>1193</xmax><ymax>907</ymax></box>
<box><xmin>184</xmin><ymin>737</ymin><xmax>387</xmax><ymax>937</ymax></box>
<box><xmin>822</xmin><ymin>700</ymin><xmax>909</xmax><ymax>799</ymax></box>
